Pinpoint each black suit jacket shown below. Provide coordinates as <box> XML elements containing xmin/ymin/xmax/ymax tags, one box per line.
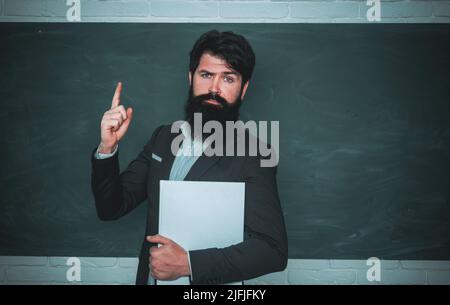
<box><xmin>91</xmin><ymin>124</ymin><xmax>288</xmax><ymax>285</ymax></box>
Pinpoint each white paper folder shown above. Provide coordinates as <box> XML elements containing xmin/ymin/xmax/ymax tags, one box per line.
<box><xmin>156</xmin><ymin>180</ymin><xmax>245</xmax><ymax>285</ymax></box>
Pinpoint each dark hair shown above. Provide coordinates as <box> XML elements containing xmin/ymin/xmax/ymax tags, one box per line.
<box><xmin>189</xmin><ymin>30</ymin><xmax>256</xmax><ymax>85</ymax></box>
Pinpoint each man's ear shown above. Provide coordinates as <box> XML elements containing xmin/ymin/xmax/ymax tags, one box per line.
<box><xmin>188</xmin><ymin>71</ymin><xmax>192</xmax><ymax>86</ymax></box>
<box><xmin>240</xmin><ymin>81</ymin><xmax>249</xmax><ymax>100</ymax></box>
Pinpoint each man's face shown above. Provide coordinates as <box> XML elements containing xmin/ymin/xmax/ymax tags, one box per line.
<box><xmin>189</xmin><ymin>52</ymin><xmax>249</xmax><ymax>106</ymax></box>
<box><xmin>184</xmin><ymin>52</ymin><xmax>250</xmax><ymax>130</ymax></box>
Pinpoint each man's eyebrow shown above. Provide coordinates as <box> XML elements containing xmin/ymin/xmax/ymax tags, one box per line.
<box><xmin>223</xmin><ymin>71</ymin><xmax>238</xmax><ymax>76</ymax></box>
<box><xmin>197</xmin><ymin>69</ymin><xmax>239</xmax><ymax>76</ymax></box>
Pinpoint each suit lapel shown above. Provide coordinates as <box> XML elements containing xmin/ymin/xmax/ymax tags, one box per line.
<box><xmin>159</xmin><ymin>129</ymin><xmax>180</xmax><ymax>181</ymax></box>
<box><xmin>158</xmin><ymin>124</ymin><xmax>225</xmax><ymax>181</ymax></box>
<box><xmin>184</xmin><ymin>154</ymin><xmax>223</xmax><ymax>181</ymax></box>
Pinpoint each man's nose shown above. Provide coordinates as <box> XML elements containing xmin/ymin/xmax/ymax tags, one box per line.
<box><xmin>208</xmin><ymin>76</ymin><xmax>221</xmax><ymax>96</ymax></box>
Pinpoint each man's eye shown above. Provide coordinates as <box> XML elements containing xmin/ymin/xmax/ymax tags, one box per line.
<box><xmin>200</xmin><ymin>73</ymin><xmax>211</xmax><ymax>78</ymax></box>
<box><xmin>224</xmin><ymin>77</ymin><xmax>234</xmax><ymax>83</ymax></box>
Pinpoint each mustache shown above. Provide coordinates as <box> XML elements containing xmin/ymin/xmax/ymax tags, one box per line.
<box><xmin>184</xmin><ymin>84</ymin><xmax>243</xmax><ymax>132</ymax></box>
<box><xmin>191</xmin><ymin>92</ymin><xmax>229</xmax><ymax>108</ymax></box>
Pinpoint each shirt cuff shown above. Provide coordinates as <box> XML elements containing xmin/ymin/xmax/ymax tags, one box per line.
<box><xmin>187</xmin><ymin>251</ymin><xmax>193</xmax><ymax>282</ymax></box>
<box><xmin>95</xmin><ymin>145</ymin><xmax>118</xmax><ymax>159</ymax></box>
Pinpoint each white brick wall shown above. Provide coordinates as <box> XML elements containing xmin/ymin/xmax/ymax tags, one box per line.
<box><xmin>0</xmin><ymin>0</ymin><xmax>449</xmax><ymax>23</ymax></box>
<box><xmin>151</xmin><ymin>1</ymin><xmax>218</xmax><ymax>18</ymax></box>
<box><xmin>290</xmin><ymin>1</ymin><xmax>360</xmax><ymax>19</ymax></box>
<box><xmin>434</xmin><ymin>1</ymin><xmax>450</xmax><ymax>17</ymax></box>
<box><xmin>0</xmin><ymin>256</ymin><xmax>138</xmax><ymax>285</ymax></box>
<box><xmin>1</xmin><ymin>257</ymin><xmax>450</xmax><ymax>284</ymax></box>
<box><xmin>220</xmin><ymin>2</ymin><xmax>289</xmax><ymax>19</ymax></box>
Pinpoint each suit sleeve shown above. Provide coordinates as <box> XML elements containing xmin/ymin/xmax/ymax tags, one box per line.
<box><xmin>90</xmin><ymin>125</ymin><xmax>163</xmax><ymax>221</ymax></box>
<box><xmin>188</xmin><ymin>155</ymin><xmax>288</xmax><ymax>284</ymax></box>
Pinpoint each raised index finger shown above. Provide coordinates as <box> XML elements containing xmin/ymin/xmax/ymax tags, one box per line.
<box><xmin>111</xmin><ymin>82</ymin><xmax>122</xmax><ymax>109</ymax></box>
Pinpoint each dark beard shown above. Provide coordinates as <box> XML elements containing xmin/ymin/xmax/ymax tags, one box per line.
<box><xmin>184</xmin><ymin>84</ymin><xmax>242</xmax><ymax>133</ymax></box>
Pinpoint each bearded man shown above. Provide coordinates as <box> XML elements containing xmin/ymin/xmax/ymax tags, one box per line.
<box><xmin>91</xmin><ymin>30</ymin><xmax>288</xmax><ymax>285</ymax></box>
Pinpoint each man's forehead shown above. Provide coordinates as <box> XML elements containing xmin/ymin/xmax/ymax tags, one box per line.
<box><xmin>197</xmin><ymin>53</ymin><xmax>240</xmax><ymax>75</ymax></box>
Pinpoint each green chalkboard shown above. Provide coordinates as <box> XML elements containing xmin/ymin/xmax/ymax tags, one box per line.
<box><xmin>0</xmin><ymin>23</ymin><xmax>449</xmax><ymax>259</ymax></box>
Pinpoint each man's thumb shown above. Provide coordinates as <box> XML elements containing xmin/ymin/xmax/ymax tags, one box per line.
<box><xmin>126</xmin><ymin>107</ymin><xmax>133</xmax><ymax>121</ymax></box>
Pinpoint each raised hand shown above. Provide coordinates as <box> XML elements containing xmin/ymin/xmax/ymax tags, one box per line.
<box><xmin>98</xmin><ymin>82</ymin><xmax>133</xmax><ymax>153</ymax></box>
